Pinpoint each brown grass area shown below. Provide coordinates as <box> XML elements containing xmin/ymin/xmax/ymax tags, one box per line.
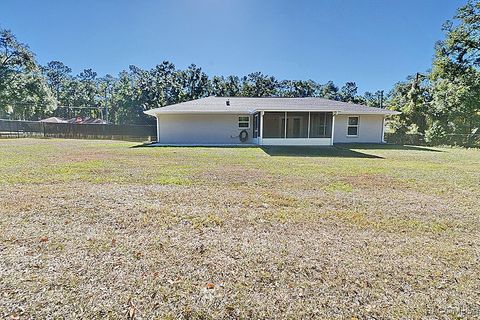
<box><xmin>0</xmin><ymin>139</ymin><xmax>479</xmax><ymax>319</ymax></box>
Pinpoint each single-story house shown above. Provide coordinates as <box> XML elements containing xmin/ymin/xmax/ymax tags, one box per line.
<box><xmin>144</xmin><ymin>97</ymin><xmax>400</xmax><ymax>146</ymax></box>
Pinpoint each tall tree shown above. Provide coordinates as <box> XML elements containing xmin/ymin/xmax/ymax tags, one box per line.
<box><xmin>0</xmin><ymin>29</ymin><xmax>55</xmax><ymax>119</ymax></box>
<box><xmin>42</xmin><ymin>61</ymin><xmax>72</xmax><ymax>105</ymax></box>
<box><xmin>279</xmin><ymin>80</ymin><xmax>317</xmax><ymax>97</ymax></box>
<box><xmin>76</xmin><ymin>68</ymin><xmax>99</xmax><ymax>118</ymax></box>
<box><xmin>181</xmin><ymin>64</ymin><xmax>209</xmax><ymax>100</ymax></box>
<box><xmin>318</xmin><ymin>81</ymin><xmax>339</xmax><ymax>100</ymax></box>
<box><xmin>363</xmin><ymin>90</ymin><xmax>384</xmax><ymax>108</ymax></box>
<box><xmin>241</xmin><ymin>72</ymin><xmax>278</xmax><ymax>97</ymax></box>
<box><xmin>110</xmin><ymin>70</ymin><xmax>148</xmax><ymax>124</ymax></box>
<box><xmin>388</xmin><ymin>74</ymin><xmax>431</xmax><ymax>134</ymax></box>
<box><xmin>339</xmin><ymin>82</ymin><xmax>359</xmax><ymax>103</ymax></box>
<box><xmin>429</xmin><ymin>0</ymin><xmax>480</xmax><ymax>136</ymax></box>
<box><xmin>97</xmin><ymin>74</ymin><xmax>116</xmax><ymax>123</ymax></box>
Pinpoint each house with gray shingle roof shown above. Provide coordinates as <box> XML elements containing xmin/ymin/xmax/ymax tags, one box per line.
<box><xmin>144</xmin><ymin>96</ymin><xmax>399</xmax><ymax>146</ymax></box>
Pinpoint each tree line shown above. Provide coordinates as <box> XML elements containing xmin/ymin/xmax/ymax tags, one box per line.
<box><xmin>0</xmin><ymin>36</ymin><xmax>381</xmax><ymax>125</ymax></box>
<box><xmin>1</xmin><ymin>0</ymin><xmax>479</xmax><ymax>143</ymax></box>
<box><xmin>388</xmin><ymin>0</ymin><xmax>480</xmax><ymax>143</ymax></box>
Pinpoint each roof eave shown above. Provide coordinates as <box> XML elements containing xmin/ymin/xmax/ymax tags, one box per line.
<box><xmin>145</xmin><ymin>110</ymin><xmax>253</xmax><ymax>116</ymax></box>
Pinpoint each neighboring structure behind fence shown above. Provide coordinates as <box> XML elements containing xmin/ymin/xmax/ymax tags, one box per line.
<box><xmin>0</xmin><ymin>119</ymin><xmax>156</xmax><ymax>142</ymax></box>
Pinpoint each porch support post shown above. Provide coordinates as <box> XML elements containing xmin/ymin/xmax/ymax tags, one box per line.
<box><xmin>156</xmin><ymin>115</ymin><xmax>160</xmax><ymax>143</ymax></box>
<box><xmin>381</xmin><ymin>116</ymin><xmax>386</xmax><ymax>143</ymax></box>
<box><xmin>307</xmin><ymin>112</ymin><xmax>311</xmax><ymax>138</ymax></box>
<box><xmin>259</xmin><ymin>111</ymin><xmax>264</xmax><ymax>145</ymax></box>
<box><xmin>284</xmin><ymin>111</ymin><xmax>287</xmax><ymax>139</ymax></box>
<box><xmin>331</xmin><ymin>112</ymin><xmax>336</xmax><ymax>146</ymax></box>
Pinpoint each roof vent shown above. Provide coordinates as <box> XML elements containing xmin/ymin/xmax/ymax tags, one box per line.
<box><xmin>226</xmin><ymin>99</ymin><xmax>230</xmax><ymax>106</ymax></box>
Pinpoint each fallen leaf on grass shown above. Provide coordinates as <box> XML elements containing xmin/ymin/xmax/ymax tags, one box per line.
<box><xmin>206</xmin><ymin>283</ymin><xmax>215</xmax><ymax>289</ymax></box>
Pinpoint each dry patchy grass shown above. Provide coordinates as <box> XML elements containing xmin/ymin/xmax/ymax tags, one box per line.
<box><xmin>0</xmin><ymin>139</ymin><xmax>479</xmax><ymax>319</ymax></box>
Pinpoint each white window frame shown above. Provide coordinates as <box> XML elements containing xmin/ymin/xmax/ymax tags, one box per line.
<box><xmin>347</xmin><ymin>116</ymin><xmax>359</xmax><ymax>137</ymax></box>
<box><xmin>238</xmin><ymin>116</ymin><xmax>250</xmax><ymax>129</ymax></box>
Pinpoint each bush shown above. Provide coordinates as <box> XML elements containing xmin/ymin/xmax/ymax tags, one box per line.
<box><xmin>424</xmin><ymin>122</ymin><xmax>448</xmax><ymax>146</ymax></box>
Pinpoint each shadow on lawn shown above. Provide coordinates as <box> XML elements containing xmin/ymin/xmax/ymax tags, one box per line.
<box><xmin>131</xmin><ymin>143</ymin><xmax>441</xmax><ymax>158</ymax></box>
<box><xmin>260</xmin><ymin>146</ymin><xmax>384</xmax><ymax>158</ymax></box>
<box><xmin>336</xmin><ymin>143</ymin><xmax>443</xmax><ymax>152</ymax></box>
<box><xmin>261</xmin><ymin>144</ymin><xmax>442</xmax><ymax>158</ymax></box>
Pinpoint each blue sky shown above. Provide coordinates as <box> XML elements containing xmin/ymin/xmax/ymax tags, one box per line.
<box><xmin>2</xmin><ymin>0</ymin><xmax>464</xmax><ymax>94</ymax></box>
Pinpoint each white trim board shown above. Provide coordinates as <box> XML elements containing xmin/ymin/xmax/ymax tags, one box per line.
<box><xmin>260</xmin><ymin>138</ymin><xmax>332</xmax><ymax>146</ymax></box>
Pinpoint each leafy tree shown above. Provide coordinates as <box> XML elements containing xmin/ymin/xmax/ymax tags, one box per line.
<box><xmin>429</xmin><ymin>0</ymin><xmax>480</xmax><ymax>135</ymax></box>
<box><xmin>279</xmin><ymin>80</ymin><xmax>317</xmax><ymax>97</ymax></box>
<box><xmin>363</xmin><ymin>90</ymin><xmax>384</xmax><ymax>108</ymax></box>
<box><xmin>0</xmin><ymin>28</ymin><xmax>55</xmax><ymax>119</ymax></box>
<box><xmin>425</xmin><ymin>120</ymin><xmax>448</xmax><ymax>145</ymax></box>
<box><xmin>181</xmin><ymin>64</ymin><xmax>209</xmax><ymax>100</ymax></box>
<box><xmin>110</xmin><ymin>71</ymin><xmax>147</xmax><ymax>124</ymax></box>
<box><xmin>210</xmin><ymin>76</ymin><xmax>227</xmax><ymax>96</ymax></box>
<box><xmin>318</xmin><ymin>81</ymin><xmax>339</xmax><ymax>100</ymax></box>
<box><xmin>224</xmin><ymin>75</ymin><xmax>241</xmax><ymax>96</ymax></box>
<box><xmin>97</xmin><ymin>74</ymin><xmax>116</xmax><ymax>123</ymax></box>
<box><xmin>438</xmin><ymin>1</ymin><xmax>480</xmax><ymax>69</ymax></box>
<box><xmin>241</xmin><ymin>72</ymin><xmax>278</xmax><ymax>97</ymax></box>
<box><xmin>76</xmin><ymin>68</ymin><xmax>100</xmax><ymax>118</ymax></box>
<box><xmin>210</xmin><ymin>75</ymin><xmax>241</xmax><ymax>97</ymax></box>
<box><xmin>339</xmin><ymin>82</ymin><xmax>359</xmax><ymax>103</ymax></box>
<box><xmin>388</xmin><ymin>74</ymin><xmax>431</xmax><ymax>134</ymax></box>
<box><xmin>42</xmin><ymin>61</ymin><xmax>72</xmax><ymax>104</ymax></box>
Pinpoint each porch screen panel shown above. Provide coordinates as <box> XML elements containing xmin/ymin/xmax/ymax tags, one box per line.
<box><xmin>263</xmin><ymin>112</ymin><xmax>285</xmax><ymax>138</ymax></box>
<box><xmin>286</xmin><ymin>112</ymin><xmax>309</xmax><ymax>138</ymax></box>
<box><xmin>309</xmin><ymin>112</ymin><xmax>333</xmax><ymax>138</ymax></box>
<box><xmin>253</xmin><ymin>112</ymin><xmax>260</xmax><ymax>138</ymax></box>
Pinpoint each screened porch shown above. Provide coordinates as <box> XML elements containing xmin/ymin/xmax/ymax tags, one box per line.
<box><xmin>252</xmin><ymin>111</ymin><xmax>334</xmax><ymax>146</ymax></box>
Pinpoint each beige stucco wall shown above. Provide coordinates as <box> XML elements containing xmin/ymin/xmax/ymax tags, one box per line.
<box><xmin>156</xmin><ymin>114</ymin><xmax>253</xmax><ymax>144</ymax></box>
<box><xmin>333</xmin><ymin>114</ymin><xmax>385</xmax><ymax>143</ymax></box>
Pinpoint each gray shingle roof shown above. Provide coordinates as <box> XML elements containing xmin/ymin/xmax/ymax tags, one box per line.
<box><xmin>144</xmin><ymin>96</ymin><xmax>400</xmax><ymax>116</ymax></box>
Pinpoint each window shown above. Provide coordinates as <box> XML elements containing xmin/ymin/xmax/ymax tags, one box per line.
<box><xmin>347</xmin><ymin>116</ymin><xmax>359</xmax><ymax>136</ymax></box>
<box><xmin>238</xmin><ymin>116</ymin><xmax>250</xmax><ymax>129</ymax></box>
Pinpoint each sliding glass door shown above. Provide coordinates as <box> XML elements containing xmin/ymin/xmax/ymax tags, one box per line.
<box><xmin>286</xmin><ymin>112</ymin><xmax>309</xmax><ymax>138</ymax></box>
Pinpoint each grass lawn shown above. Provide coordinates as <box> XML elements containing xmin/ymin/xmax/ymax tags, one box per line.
<box><xmin>0</xmin><ymin>138</ymin><xmax>479</xmax><ymax>319</ymax></box>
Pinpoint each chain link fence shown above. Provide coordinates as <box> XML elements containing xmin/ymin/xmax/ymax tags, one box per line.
<box><xmin>385</xmin><ymin>132</ymin><xmax>480</xmax><ymax>147</ymax></box>
<box><xmin>0</xmin><ymin>119</ymin><xmax>156</xmax><ymax>142</ymax></box>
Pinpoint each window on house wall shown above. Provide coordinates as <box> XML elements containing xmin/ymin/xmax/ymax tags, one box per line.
<box><xmin>347</xmin><ymin>116</ymin><xmax>359</xmax><ymax>136</ymax></box>
<box><xmin>238</xmin><ymin>116</ymin><xmax>250</xmax><ymax>129</ymax></box>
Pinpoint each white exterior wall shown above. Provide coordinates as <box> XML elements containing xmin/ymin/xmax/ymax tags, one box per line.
<box><xmin>333</xmin><ymin>114</ymin><xmax>385</xmax><ymax>143</ymax></box>
<box><xmin>156</xmin><ymin>114</ymin><xmax>253</xmax><ymax>144</ymax></box>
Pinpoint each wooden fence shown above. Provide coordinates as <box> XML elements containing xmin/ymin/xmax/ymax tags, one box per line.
<box><xmin>0</xmin><ymin>119</ymin><xmax>157</xmax><ymax>142</ymax></box>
